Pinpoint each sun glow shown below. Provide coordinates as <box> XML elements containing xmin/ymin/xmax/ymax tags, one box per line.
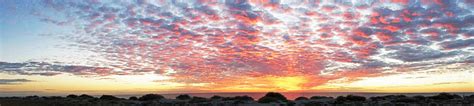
<box><xmin>271</xmin><ymin>76</ymin><xmax>308</xmax><ymax>91</ymax></box>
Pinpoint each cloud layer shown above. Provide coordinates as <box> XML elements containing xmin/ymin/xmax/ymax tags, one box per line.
<box><xmin>0</xmin><ymin>79</ymin><xmax>33</xmax><ymax>85</ymax></box>
<box><xmin>2</xmin><ymin>0</ymin><xmax>473</xmax><ymax>90</ymax></box>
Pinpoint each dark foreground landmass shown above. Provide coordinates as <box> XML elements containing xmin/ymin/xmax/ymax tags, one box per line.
<box><xmin>0</xmin><ymin>92</ymin><xmax>473</xmax><ymax>106</ymax></box>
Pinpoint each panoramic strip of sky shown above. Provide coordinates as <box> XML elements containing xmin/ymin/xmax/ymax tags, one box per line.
<box><xmin>0</xmin><ymin>0</ymin><xmax>473</xmax><ymax>96</ymax></box>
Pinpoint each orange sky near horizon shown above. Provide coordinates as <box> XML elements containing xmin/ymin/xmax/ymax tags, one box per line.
<box><xmin>1</xmin><ymin>63</ymin><xmax>472</xmax><ymax>96</ymax></box>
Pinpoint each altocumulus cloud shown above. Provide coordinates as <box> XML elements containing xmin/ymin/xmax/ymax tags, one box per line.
<box><xmin>2</xmin><ymin>0</ymin><xmax>472</xmax><ymax>89</ymax></box>
<box><xmin>0</xmin><ymin>62</ymin><xmax>130</xmax><ymax>76</ymax></box>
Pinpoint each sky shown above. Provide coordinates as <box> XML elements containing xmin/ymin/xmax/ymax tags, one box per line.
<box><xmin>0</xmin><ymin>0</ymin><xmax>473</xmax><ymax>96</ymax></box>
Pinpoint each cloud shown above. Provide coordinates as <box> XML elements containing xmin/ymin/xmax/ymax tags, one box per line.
<box><xmin>16</xmin><ymin>0</ymin><xmax>474</xmax><ymax>89</ymax></box>
<box><xmin>0</xmin><ymin>79</ymin><xmax>33</xmax><ymax>85</ymax></box>
<box><xmin>0</xmin><ymin>61</ymin><xmax>127</xmax><ymax>76</ymax></box>
<box><xmin>440</xmin><ymin>39</ymin><xmax>474</xmax><ymax>50</ymax></box>
<box><xmin>431</xmin><ymin>82</ymin><xmax>468</xmax><ymax>85</ymax></box>
<box><xmin>385</xmin><ymin>45</ymin><xmax>457</xmax><ymax>62</ymax></box>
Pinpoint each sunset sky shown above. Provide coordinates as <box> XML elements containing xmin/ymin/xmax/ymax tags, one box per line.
<box><xmin>0</xmin><ymin>0</ymin><xmax>473</xmax><ymax>96</ymax></box>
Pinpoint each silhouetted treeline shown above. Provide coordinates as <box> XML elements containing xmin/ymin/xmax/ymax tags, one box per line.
<box><xmin>0</xmin><ymin>92</ymin><xmax>473</xmax><ymax>106</ymax></box>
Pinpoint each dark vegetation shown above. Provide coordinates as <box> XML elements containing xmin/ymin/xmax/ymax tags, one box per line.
<box><xmin>334</xmin><ymin>95</ymin><xmax>366</xmax><ymax>103</ymax></box>
<box><xmin>128</xmin><ymin>96</ymin><xmax>138</xmax><ymax>101</ymax></box>
<box><xmin>99</xmin><ymin>95</ymin><xmax>121</xmax><ymax>100</ymax></box>
<box><xmin>137</xmin><ymin>94</ymin><xmax>164</xmax><ymax>101</ymax></box>
<box><xmin>295</xmin><ymin>96</ymin><xmax>309</xmax><ymax>101</ymax></box>
<box><xmin>258</xmin><ymin>92</ymin><xmax>288</xmax><ymax>103</ymax></box>
<box><xmin>0</xmin><ymin>92</ymin><xmax>473</xmax><ymax>106</ymax></box>
<box><xmin>310</xmin><ymin>96</ymin><xmax>333</xmax><ymax>100</ymax></box>
<box><xmin>175</xmin><ymin>94</ymin><xmax>191</xmax><ymax>100</ymax></box>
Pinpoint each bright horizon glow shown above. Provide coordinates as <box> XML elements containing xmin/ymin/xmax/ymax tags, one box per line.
<box><xmin>0</xmin><ymin>0</ymin><xmax>473</xmax><ymax>96</ymax></box>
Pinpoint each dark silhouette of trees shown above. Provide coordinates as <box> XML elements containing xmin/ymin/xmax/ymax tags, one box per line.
<box><xmin>392</xmin><ymin>97</ymin><xmax>418</xmax><ymax>103</ymax></box>
<box><xmin>23</xmin><ymin>95</ymin><xmax>40</xmax><ymax>101</ymax></box>
<box><xmin>346</xmin><ymin>95</ymin><xmax>366</xmax><ymax>101</ymax></box>
<box><xmin>335</xmin><ymin>96</ymin><xmax>346</xmax><ymax>103</ymax></box>
<box><xmin>287</xmin><ymin>101</ymin><xmax>296</xmax><ymax>106</ymax></box>
<box><xmin>66</xmin><ymin>94</ymin><xmax>78</xmax><ymax>98</ymax></box>
<box><xmin>211</xmin><ymin>95</ymin><xmax>223</xmax><ymax>100</ymax></box>
<box><xmin>266</xmin><ymin>92</ymin><xmax>288</xmax><ymax>101</ymax></box>
<box><xmin>369</xmin><ymin>96</ymin><xmax>385</xmax><ymax>101</ymax></box>
<box><xmin>176</xmin><ymin>94</ymin><xmax>192</xmax><ymax>100</ymax></box>
<box><xmin>465</xmin><ymin>94</ymin><xmax>474</xmax><ymax>102</ymax></box>
<box><xmin>466</xmin><ymin>94</ymin><xmax>474</xmax><ymax>99</ymax></box>
<box><xmin>2</xmin><ymin>92</ymin><xmax>474</xmax><ymax>105</ymax></box>
<box><xmin>371</xmin><ymin>95</ymin><xmax>410</xmax><ymax>101</ymax></box>
<box><xmin>395</xmin><ymin>95</ymin><xmax>407</xmax><ymax>98</ymax></box>
<box><xmin>258</xmin><ymin>92</ymin><xmax>288</xmax><ymax>103</ymax></box>
<box><xmin>138</xmin><ymin>94</ymin><xmax>164</xmax><ymax>101</ymax></box>
<box><xmin>129</xmin><ymin>96</ymin><xmax>138</xmax><ymax>100</ymax></box>
<box><xmin>413</xmin><ymin>95</ymin><xmax>426</xmax><ymax>101</ymax></box>
<box><xmin>42</xmin><ymin>96</ymin><xmax>64</xmax><ymax>100</ymax></box>
<box><xmin>295</xmin><ymin>96</ymin><xmax>309</xmax><ymax>101</ymax></box>
<box><xmin>99</xmin><ymin>95</ymin><xmax>120</xmax><ymax>100</ymax></box>
<box><xmin>335</xmin><ymin>95</ymin><xmax>366</xmax><ymax>103</ymax></box>
<box><xmin>430</xmin><ymin>93</ymin><xmax>461</xmax><ymax>100</ymax></box>
<box><xmin>234</xmin><ymin>95</ymin><xmax>254</xmax><ymax>101</ymax></box>
<box><xmin>78</xmin><ymin>94</ymin><xmax>95</xmax><ymax>99</ymax></box>
<box><xmin>222</xmin><ymin>95</ymin><xmax>254</xmax><ymax>101</ymax></box>
<box><xmin>189</xmin><ymin>96</ymin><xmax>208</xmax><ymax>103</ymax></box>
<box><xmin>310</xmin><ymin>96</ymin><xmax>332</xmax><ymax>100</ymax></box>
<box><xmin>258</xmin><ymin>96</ymin><xmax>280</xmax><ymax>103</ymax></box>
<box><xmin>218</xmin><ymin>95</ymin><xmax>254</xmax><ymax>104</ymax></box>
